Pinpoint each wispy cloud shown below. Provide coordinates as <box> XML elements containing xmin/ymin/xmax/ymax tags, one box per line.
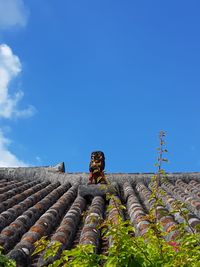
<box><xmin>0</xmin><ymin>1</ymin><xmax>36</xmax><ymax>167</ymax></box>
<box><xmin>0</xmin><ymin>130</ymin><xmax>27</xmax><ymax>167</ymax></box>
<box><xmin>0</xmin><ymin>0</ymin><xmax>28</xmax><ymax>30</ymax></box>
<box><xmin>0</xmin><ymin>44</ymin><xmax>36</xmax><ymax>119</ymax></box>
<box><xmin>0</xmin><ymin>44</ymin><xmax>33</xmax><ymax>166</ymax></box>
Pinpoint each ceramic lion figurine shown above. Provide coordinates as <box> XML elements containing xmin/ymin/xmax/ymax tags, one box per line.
<box><xmin>88</xmin><ymin>151</ymin><xmax>107</xmax><ymax>184</ymax></box>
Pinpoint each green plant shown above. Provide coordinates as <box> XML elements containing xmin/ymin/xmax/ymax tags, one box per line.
<box><xmin>33</xmin><ymin>239</ymin><xmax>104</xmax><ymax>267</ymax></box>
<box><xmin>60</xmin><ymin>244</ymin><xmax>104</xmax><ymax>267</ymax></box>
<box><xmin>0</xmin><ymin>246</ymin><xmax>16</xmax><ymax>267</ymax></box>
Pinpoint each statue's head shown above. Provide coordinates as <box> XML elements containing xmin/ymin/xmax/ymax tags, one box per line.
<box><xmin>91</xmin><ymin>151</ymin><xmax>105</xmax><ymax>162</ymax></box>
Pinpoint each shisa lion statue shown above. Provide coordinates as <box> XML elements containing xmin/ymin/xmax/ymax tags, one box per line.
<box><xmin>88</xmin><ymin>151</ymin><xmax>107</xmax><ymax>184</ymax></box>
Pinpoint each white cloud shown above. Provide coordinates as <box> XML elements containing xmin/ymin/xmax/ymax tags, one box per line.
<box><xmin>0</xmin><ymin>2</ymin><xmax>36</xmax><ymax>167</ymax></box>
<box><xmin>0</xmin><ymin>0</ymin><xmax>28</xmax><ymax>30</ymax></box>
<box><xmin>0</xmin><ymin>130</ymin><xmax>27</xmax><ymax>167</ymax></box>
<box><xmin>0</xmin><ymin>44</ymin><xmax>36</xmax><ymax>119</ymax></box>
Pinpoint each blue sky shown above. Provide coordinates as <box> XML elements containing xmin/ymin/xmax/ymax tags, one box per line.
<box><xmin>0</xmin><ymin>0</ymin><xmax>200</xmax><ymax>173</ymax></box>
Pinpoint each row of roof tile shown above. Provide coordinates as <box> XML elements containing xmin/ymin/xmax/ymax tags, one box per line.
<box><xmin>0</xmin><ymin>170</ymin><xmax>199</xmax><ymax>266</ymax></box>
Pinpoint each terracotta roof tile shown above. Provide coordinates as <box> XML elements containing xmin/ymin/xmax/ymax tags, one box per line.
<box><xmin>0</xmin><ymin>165</ymin><xmax>199</xmax><ymax>266</ymax></box>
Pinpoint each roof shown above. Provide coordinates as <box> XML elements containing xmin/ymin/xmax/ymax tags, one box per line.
<box><xmin>0</xmin><ymin>163</ymin><xmax>199</xmax><ymax>266</ymax></box>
